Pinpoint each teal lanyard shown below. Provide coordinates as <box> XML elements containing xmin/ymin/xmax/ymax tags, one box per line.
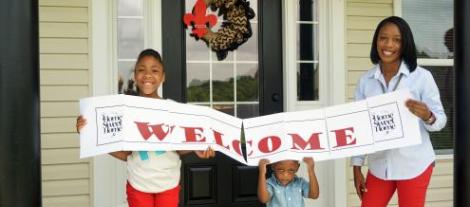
<box><xmin>379</xmin><ymin>73</ymin><xmax>403</xmax><ymax>94</ymax></box>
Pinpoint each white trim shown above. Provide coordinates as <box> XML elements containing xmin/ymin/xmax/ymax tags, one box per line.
<box><xmin>283</xmin><ymin>0</ymin><xmax>296</xmax><ymax>112</ymax></box>
<box><xmin>186</xmin><ymin>60</ymin><xmax>258</xmax><ymax>64</ymax></box>
<box><xmin>117</xmin><ymin>16</ymin><xmax>144</xmax><ymax>19</ymax></box>
<box><xmin>329</xmin><ymin>1</ymin><xmax>347</xmax><ymax>206</ymax></box>
<box><xmin>284</xmin><ymin>0</ymin><xmax>346</xmax><ymax>206</ymax></box>
<box><xmin>145</xmin><ymin>0</ymin><xmax>163</xmax><ymax>97</ymax></box>
<box><xmin>328</xmin><ymin>0</ymin><xmax>345</xmax><ymax>107</ymax></box>
<box><xmin>91</xmin><ymin>1</ymin><xmax>125</xmax><ymax>207</ymax></box>
<box><xmin>418</xmin><ymin>58</ymin><xmax>453</xmax><ymax>66</ymax></box>
<box><xmin>318</xmin><ymin>0</ymin><xmax>327</xmax><ymax>107</ymax></box>
<box><xmin>296</xmin><ymin>21</ymin><xmax>320</xmax><ymax>24</ymax></box>
<box><xmin>393</xmin><ymin>0</ymin><xmax>402</xmax><ymax>17</ymax></box>
<box><xmin>436</xmin><ymin>153</ymin><xmax>454</xmax><ymax>160</ymax></box>
<box><xmin>91</xmin><ymin>0</ymin><xmax>164</xmax><ymax>205</ymax></box>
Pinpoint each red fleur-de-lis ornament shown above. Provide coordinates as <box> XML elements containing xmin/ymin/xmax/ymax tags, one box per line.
<box><xmin>183</xmin><ymin>0</ymin><xmax>218</xmax><ymax>38</ymax></box>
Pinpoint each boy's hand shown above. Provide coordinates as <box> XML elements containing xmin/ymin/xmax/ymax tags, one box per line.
<box><xmin>76</xmin><ymin>115</ymin><xmax>87</xmax><ymax>133</ymax></box>
<box><xmin>303</xmin><ymin>157</ymin><xmax>315</xmax><ymax>168</ymax></box>
<box><xmin>194</xmin><ymin>147</ymin><xmax>215</xmax><ymax>159</ymax></box>
<box><xmin>258</xmin><ymin>159</ymin><xmax>270</xmax><ymax>175</ymax></box>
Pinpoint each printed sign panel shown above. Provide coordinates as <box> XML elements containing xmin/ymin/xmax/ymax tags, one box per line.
<box><xmin>79</xmin><ymin>89</ymin><xmax>421</xmax><ymax>166</ymax></box>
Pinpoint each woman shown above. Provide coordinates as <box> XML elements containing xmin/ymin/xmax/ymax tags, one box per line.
<box><xmin>351</xmin><ymin>16</ymin><xmax>447</xmax><ymax>207</ymax></box>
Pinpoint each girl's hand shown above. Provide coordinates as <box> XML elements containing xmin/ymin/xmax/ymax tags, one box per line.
<box><xmin>405</xmin><ymin>99</ymin><xmax>432</xmax><ymax>121</ymax></box>
<box><xmin>258</xmin><ymin>159</ymin><xmax>270</xmax><ymax>175</ymax></box>
<box><xmin>303</xmin><ymin>157</ymin><xmax>315</xmax><ymax>169</ymax></box>
<box><xmin>194</xmin><ymin>147</ymin><xmax>215</xmax><ymax>159</ymax></box>
<box><xmin>76</xmin><ymin>115</ymin><xmax>87</xmax><ymax>133</ymax></box>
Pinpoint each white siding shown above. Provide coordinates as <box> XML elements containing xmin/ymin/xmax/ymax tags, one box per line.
<box><xmin>39</xmin><ymin>0</ymin><xmax>91</xmax><ymax>206</ymax></box>
<box><xmin>347</xmin><ymin>158</ymin><xmax>453</xmax><ymax>207</ymax></box>
<box><xmin>345</xmin><ymin>0</ymin><xmax>454</xmax><ymax>206</ymax></box>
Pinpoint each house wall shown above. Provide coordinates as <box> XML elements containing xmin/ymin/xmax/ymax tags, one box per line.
<box><xmin>36</xmin><ymin>0</ymin><xmax>453</xmax><ymax>206</ymax></box>
<box><xmin>39</xmin><ymin>0</ymin><xmax>92</xmax><ymax>206</ymax></box>
<box><xmin>345</xmin><ymin>0</ymin><xmax>454</xmax><ymax>206</ymax></box>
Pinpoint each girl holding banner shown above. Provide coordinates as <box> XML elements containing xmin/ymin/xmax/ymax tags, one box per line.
<box><xmin>351</xmin><ymin>16</ymin><xmax>447</xmax><ymax>207</ymax></box>
<box><xmin>76</xmin><ymin>49</ymin><xmax>214</xmax><ymax>207</ymax></box>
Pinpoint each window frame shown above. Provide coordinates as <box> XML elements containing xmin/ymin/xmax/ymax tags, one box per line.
<box><xmin>284</xmin><ymin>0</ymin><xmax>345</xmax><ymax>112</ymax></box>
<box><xmin>91</xmin><ymin>1</ymin><xmax>162</xmax><ymax>206</ymax></box>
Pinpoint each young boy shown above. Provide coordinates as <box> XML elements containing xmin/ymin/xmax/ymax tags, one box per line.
<box><xmin>258</xmin><ymin>157</ymin><xmax>319</xmax><ymax>207</ymax></box>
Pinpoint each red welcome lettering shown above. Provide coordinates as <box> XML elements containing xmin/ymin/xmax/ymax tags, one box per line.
<box><xmin>231</xmin><ymin>139</ymin><xmax>253</xmax><ymax>156</ymax></box>
<box><xmin>258</xmin><ymin>136</ymin><xmax>282</xmax><ymax>153</ymax></box>
<box><xmin>181</xmin><ymin>126</ymin><xmax>206</xmax><ymax>142</ymax></box>
<box><xmin>135</xmin><ymin>122</ymin><xmax>175</xmax><ymax>141</ymax></box>
<box><xmin>212</xmin><ymin>129</ymin><xmax>230</xmax><ymax>150</ymax></box>
<box><xmin>289</xmin><ymin>132</ymin><xmax>324</xmax><ymax>150</ymax></box>
<box><xmin>331</xmin><ymin>127</ymin><xmax>356</xmax><ymax>148</ymax></box>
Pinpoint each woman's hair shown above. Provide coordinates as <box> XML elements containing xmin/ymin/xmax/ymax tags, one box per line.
<box><xmin>370</xmin><ymin>16</ymin><xmax>417</xmax><ymax>72</ymax></box>
<box><xmin>135</xmin><ymin>48</ymin><xmax>164</xmax><ymax>70</ymax></box>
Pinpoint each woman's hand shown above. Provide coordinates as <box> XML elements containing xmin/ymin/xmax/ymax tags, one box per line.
<box><xmin>353</xmin><ymin>166</ymin><xmax>367</xmax><ymax>200</ymax></box>
<box><xmin>76</xmin><ymin>115</ymin><xmax>87</xmax><ymax>133</ymax></box>
<box><xmin>405</xmin><ymin>99</ymin><xmax>433</xmax><ymax>122</ymax></box>
<box><xmin>194</xmin><ymin>147</ymin><xmax>216</xmax><ymax>159</ymax></box>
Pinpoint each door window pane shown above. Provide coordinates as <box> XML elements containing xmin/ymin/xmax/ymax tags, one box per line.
<box><xmin>213</xmin><ymin>104</ymin><xmax>235</xmax><ymax>116</ymax></box>
<box><xmin>118</xmin><ymin>19</ymin><xmax>145</xmax><ymax>59</ymax></box>
<box><xmin>118</xmin><ymin>61</ymin><xmax>137</xmax><ymax>94</ymax></box>
<box><xmin>236</xmin><ymin>64</ymin><xmax>258</xmax><ymax>102</ymax></box>
<box><xmin>236</xmin><ymin>23</ymin><xmax>258</xmax><ymax>61</ymax></box>
<box><xmin>186</xmin><ymin>30</ymin><xmax>210</xmax><ymax>61</ymax></box>
<box><xmin>237</xmin><ymin>104</ymin><xmax>259</xmax><ymax>119</ymax></box>
<box><xmin>297</xmin><ymin>24</ymin><xmax>318</xmax><ymax>60</ymax></box>
<box><xmin>296</xmin><ymin>0</ymin><xmax>319</xmax><ymax>101</ymax></box>
<box><xmin>297</xmin><ymin>63</ymin><xmax>319</xmax><ymax>100</ymax></box>
<box><xmin>213</xmin><ymin>64</ymin><xmax>234</xmax><ymax>102</ymax></box>
<box><xmin>118</xmin><ymin>0</ymin><xmax>143</xmax><ymax>16</ymax></box>
<box><xmin>187</xmin><ymin>63</ymin><xmax>211</xmax><ymax>102</ymax></box>
<box><xmin>117</xmin><ymin>0</ymin><xmax>145</xmax><ymax>95</ymax></box>
<box><xmin>298</xmin><ymin>0</ymin><xmax>318</xmax><ymax>22</ymax></box>
<box><xmin>185</xmin><ymin>0</ymin><xmax>259</xmax><ymax>118</ymax></box>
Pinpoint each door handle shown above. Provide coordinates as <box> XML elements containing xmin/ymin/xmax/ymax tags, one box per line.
<box><xmin>271</xmin><ymin>93</ymin><xmax>280</xmax><ymax>102</ymax></box>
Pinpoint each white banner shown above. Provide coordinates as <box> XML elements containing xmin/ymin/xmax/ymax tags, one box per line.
<box><xmin>80</xmin><ymin>89</ymin><xmax>421</xmax><ymax>166</ymax></box>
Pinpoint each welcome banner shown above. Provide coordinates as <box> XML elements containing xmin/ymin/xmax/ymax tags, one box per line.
<box><xmin>79</xmin><ymin>89</ymin><xmax>421</xmax><ymax>166</ymax></box>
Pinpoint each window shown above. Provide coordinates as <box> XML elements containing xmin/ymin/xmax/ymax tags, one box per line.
<box><xmin>402</xmin><ymin>0</ymin><xmax>454</xmax><ymax>150</ymax></box>
<box><xmin>297</xmin><ymin>0</ymin><xmax>319</xmax><ymax>101</ymax></box>
<box><xmin>117</xmin><ymin>0</ymin><xmax>145</xmax><ymax>95</ymax></box>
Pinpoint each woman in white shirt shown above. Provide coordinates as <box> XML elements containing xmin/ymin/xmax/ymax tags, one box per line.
<box><xmin>351</xmin><ymin>16</ymin><xmax>447</xmax><ymax>207</ymax></box>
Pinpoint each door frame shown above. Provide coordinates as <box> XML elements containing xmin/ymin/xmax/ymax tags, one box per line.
<box><xmin>161</xmin><ymin>0</ymin><xmax>284</xmax><ymax>206</ymax></box>
<box><xmin>90</xmin><ymin>0</ymin><xmax>346</xmax><ymax>206</ymax></box>
<box><xmin>283</xmin><ymin>0</ymin><xmax>346</xmax><ymax>206</ymax></box>
<box><xmin>90</xmin><ymin>0</ymin><xmax>162</xmax><ymax>206</ymax></box>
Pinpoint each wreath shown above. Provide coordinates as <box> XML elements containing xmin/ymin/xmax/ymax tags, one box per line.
<box><xmin>184</xmin><ymin>0</ymin><xmax>255</xmax><ymax>60</ymax></box>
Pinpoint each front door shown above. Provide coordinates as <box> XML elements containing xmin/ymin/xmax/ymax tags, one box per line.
<box><xmin>162</xmin><ymin>0</ymin><xmax>283</xmax><ymax>206</ymax></box>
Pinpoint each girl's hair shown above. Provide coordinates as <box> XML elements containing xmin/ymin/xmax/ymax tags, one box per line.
<box><xmin>135</xmin><ymin>48</ymin><xmax>164</xmax><ymax>70</ymax></box>
<box><xmin>370</xmin><ymin>16</ymin><xmax>417</xmax><ymax>72</ymax></box>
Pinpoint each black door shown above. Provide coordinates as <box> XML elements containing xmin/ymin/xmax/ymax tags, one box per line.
<box><xmin>162</xmin><ymin>0</ymin><xmax>282</xmax><ymax>206</ymax></box>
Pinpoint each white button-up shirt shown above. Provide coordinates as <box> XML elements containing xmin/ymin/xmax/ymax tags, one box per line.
<box><xmin>351</xmin><ymin>61</ymin><xmax>447</xmax><ymax>180</ymax></box>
